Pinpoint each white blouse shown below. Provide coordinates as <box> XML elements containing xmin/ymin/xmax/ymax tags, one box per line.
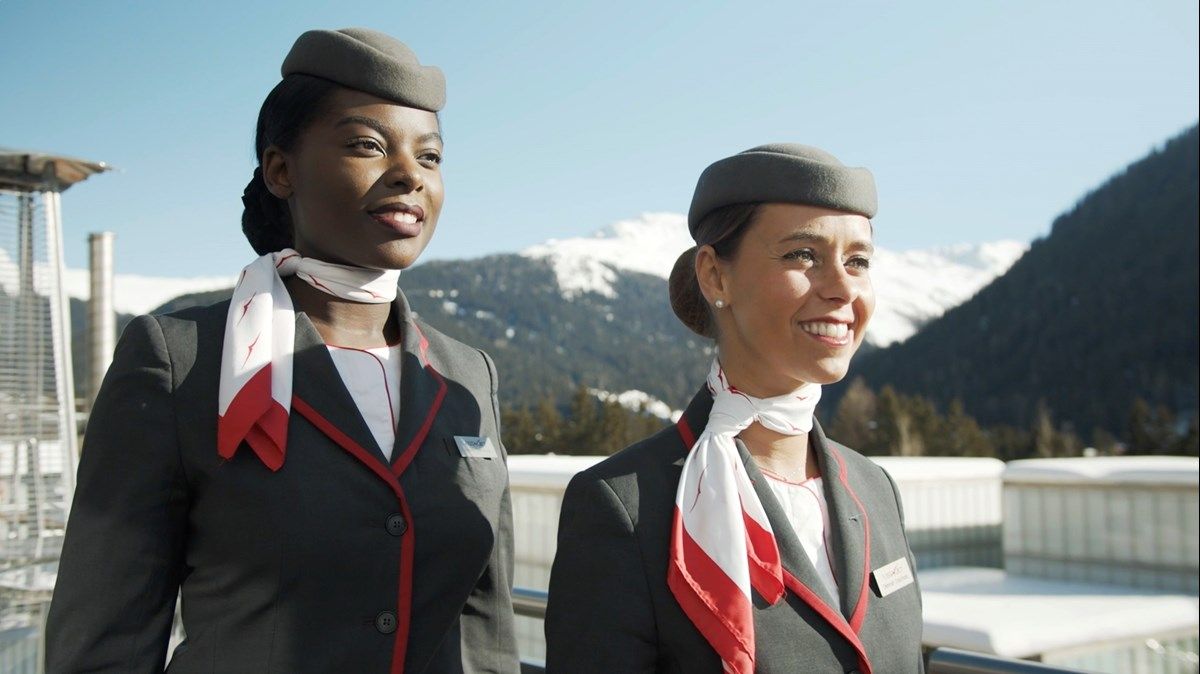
<box><xmin>762</xmin><ymin>472</ymin><xmax>841</xmax><ymax>611</ymax></box>
<box><xmin>326</xmin><ymin>344</ymin><xmax>402</xmax><ymax>461</ymax></box>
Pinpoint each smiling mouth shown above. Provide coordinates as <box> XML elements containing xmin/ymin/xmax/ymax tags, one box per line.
<box><xmin>368</xmin><ymin>204</ymin><xmax>424</xmax><ymax>237</ymax></box>
<box><xmin>799</xmin><ymin>320</ymin><xmax>853</xmax><ymax>345</ymax></box>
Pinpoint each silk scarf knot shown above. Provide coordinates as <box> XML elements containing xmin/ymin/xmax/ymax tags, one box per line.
<box><xmin>217</xmin><ymin>248</ymin><xmax>401</xmax><ymax>471</ymax></box>
<box><xmin>668</xmin><ymin>359</ymin><xmax>821</xmax><ymax>674</ymax></box>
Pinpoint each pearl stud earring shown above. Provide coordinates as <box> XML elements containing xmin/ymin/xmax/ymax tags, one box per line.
<box><xmin>714</xmin><ymin>299</ymin><xmax>727</xmax><ymax>309</ymax></box>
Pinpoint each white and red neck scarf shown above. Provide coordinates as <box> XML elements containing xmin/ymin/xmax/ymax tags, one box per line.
<box><xmin>217</xmin><ymin>249</ymin><xmax>401</xmax><ymax>471</ymax></box>
<box><xmin>668</xmin><ymin>360</ymin><xmax>822</xmax><ymax>674</ymax></box>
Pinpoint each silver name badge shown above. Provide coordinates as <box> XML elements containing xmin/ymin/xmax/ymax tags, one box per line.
<box><xmin>454</xmin><ymin>436</ymin><xmax>498</xmax><ymax>459</ymax></box>
<box><xmin>871</xmin><ymin>557</ymin><xmax>915</xmax><ymax>597</ymax></box>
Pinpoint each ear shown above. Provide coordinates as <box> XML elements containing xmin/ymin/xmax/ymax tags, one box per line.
<box><xmin>694</xmin><ymin>244</ymin><xmax>730</xmax><ymax>308</ymax></box>
<box><xmin>261</xmin><ymin>146</ymin><xmax>293</xmax><ymax>200</ymax></box>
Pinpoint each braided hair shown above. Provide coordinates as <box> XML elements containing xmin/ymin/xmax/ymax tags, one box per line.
<box><xmin>241</xmin><ymin>74</ymin><xmax>340</xmax><ymax>255</ymax></box>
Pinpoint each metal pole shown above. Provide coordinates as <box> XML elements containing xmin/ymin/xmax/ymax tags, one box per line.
<box><xmin>87</xmin><ymin>231</ymin><xmax>115</xmax><ymax>408</ymax></box>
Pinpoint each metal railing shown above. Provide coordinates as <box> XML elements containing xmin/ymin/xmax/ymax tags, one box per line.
<box><xmin>926</xmin><ymin>648</ymin><xmax>1091</xmax><ymax>673</ymax></box>
<box><xmin>511</xmin><ymin>588</ymin><xmax>1092</xmax><ymax>674</ymax></box>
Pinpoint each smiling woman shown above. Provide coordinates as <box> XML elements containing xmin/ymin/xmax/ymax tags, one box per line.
<box><xmin>45</xmin><ymin>28</ymin><xmax>519</xmax><ymax>674</ymax></box>
<box><xmin>545</xmin><ymin>144</ymin><xmax>925</xmax><ymax>674</ymax></box>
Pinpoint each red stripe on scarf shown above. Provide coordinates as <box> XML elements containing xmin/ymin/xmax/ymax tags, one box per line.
<box><xmin>741</xmin><ymin>508</ymin><xmax>784</xmax><ymax>604</ymax></box>
<box><xmin>217</xmin><ymin>365</ymin><xmax>287</xmax><ymax>471</ymax></box>
<box><xmin>669</xmin><ymin>507</ymin><xmax>756</xmax><ymax>674</ymax></box>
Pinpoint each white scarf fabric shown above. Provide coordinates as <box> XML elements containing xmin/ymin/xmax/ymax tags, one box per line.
<box><xmin>668</xmin><ymin>360</ymin><xmax>822</xmax><ymax>674</ymax></box>
<box><xmin>217</xmin><ymin>249</ymin><xmax>400</xmax><ymax>471</ymax></box>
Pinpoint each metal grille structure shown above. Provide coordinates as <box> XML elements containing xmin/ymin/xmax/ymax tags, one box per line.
<box><xmin>0</xmin><ymin>149</ymin><xmax>109</xmax><ymax>672</ymax></box>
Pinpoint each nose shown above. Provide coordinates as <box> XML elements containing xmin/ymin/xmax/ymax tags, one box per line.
<box><xmin>384</xmin><ymin>154</ymin><xmax>424</xmax><ymax>193</ymax></box>
<box><xmin>818</xmin><ymin>261</ymin><xmax>858</xmax><ymax>304</ymax></box>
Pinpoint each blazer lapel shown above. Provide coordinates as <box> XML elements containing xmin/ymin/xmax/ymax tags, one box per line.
<box><xmin>387</xmin><ymin>291</ymin><xmax>447</xmax><ymax>477</ymax></box>
<box><xmin>290</xmin><ymin>311</ymin><xmax>389</xmax><ymax>467</ymax></box>
<box><xmin>737</xmin><ymin>441</ymin><xmax>843</xmax><ymax>613</ymax></box>
<box><xmin>811</xmin><ymin>421</ymin><xmax>872</xmax><ymax>632</ymax></box>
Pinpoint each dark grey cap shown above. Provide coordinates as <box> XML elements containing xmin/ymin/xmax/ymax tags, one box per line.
<box><xmin>282</xmin><ymin>28</ymin><xmax>445</xmax><ymax>112</ymax></box>
<box><xmin>687</xmin><ymin>143</ymin><xmax>876</xmax><ymax>235</ymax></box>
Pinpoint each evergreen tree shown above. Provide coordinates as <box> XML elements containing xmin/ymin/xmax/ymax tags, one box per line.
<box><xmin>941</xmin><ymin>399</ymin><xmax>991</xmax><ymax>457</ymax></box>
<box><xmin>1033</xmin><ymin>400</ymin><xmax>1057</xmax><ymax>458</ymax></box>
<box><xmin>1176</xmin><ymin>413</ymin><xmax>1199</xmax><ymax>456</ymax></box>
<box><xmin>876</xmin><ymin>386</ymin><xmax>923</xmax><ymax>456</ymax></box>
<box><xmin>828</xmin><ymin>377</ymin><xmax>877</xmax><ymax>451</ymax></box>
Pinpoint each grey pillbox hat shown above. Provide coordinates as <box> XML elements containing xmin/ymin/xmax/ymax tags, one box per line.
<box><xmin>282</xmin><ymin>28</ymin><xmax>445</xmax><ymax>112</ymax></box>
<box><xmin>687</xmin><ymin>143</ymin><xmax>877</xmax><ymax>235</ymax></box>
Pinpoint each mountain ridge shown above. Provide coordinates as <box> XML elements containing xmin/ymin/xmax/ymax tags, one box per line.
<box><xmin>832</xmin><ymin>124</ymin><xmax>1199</xmax><ymax>437</ymax></box>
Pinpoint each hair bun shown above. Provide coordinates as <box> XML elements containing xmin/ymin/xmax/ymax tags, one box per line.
<box><xmin>669</xmin><ymin>246</ymin><xmax>715</xmax><ymax>338</ymax></box>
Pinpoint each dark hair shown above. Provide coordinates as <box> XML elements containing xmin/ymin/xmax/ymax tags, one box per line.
<box><xmin>668</xmin><ymin>203</ymin><xmax>761</xmax><ymax>338</ymax></box>
<box><xmin>241</xmin><ymin>74</ymin><xmax>341</xmax><ymax>255</ymax></box>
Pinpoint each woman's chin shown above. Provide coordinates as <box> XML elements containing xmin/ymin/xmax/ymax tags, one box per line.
<box><xmin>797</xmin><ymin>360</ymin><xmax>852</xmax><ymax>386</ymax></box>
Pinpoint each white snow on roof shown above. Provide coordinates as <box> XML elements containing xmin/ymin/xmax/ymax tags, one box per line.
<box><xmin>921</xmin><ymin>567</ymin><xmax>1199</xmax><ymax>657</ymax></box>
<box><xmin>507</xmin><ymin>455</ymin><xmax>1008</xmax><ymax>491</ymax></box>
<box><xmin>507</xmin><ymin>455</ymin><xmax>604</xmax><ymax>489</ymax></box>
<box><xmin>872</xmin><ymin>456</ymin><xmax>1005</xmax><ymax>481</ymax></box>
<box><xmin>1004</xmin><ymin>456</ymin><xmax>1199</xmax><ymax>486</ymax></box>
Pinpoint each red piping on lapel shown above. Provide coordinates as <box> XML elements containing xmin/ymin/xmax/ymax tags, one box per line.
<box><xmin>291</xmin><ymin>397</ymin><xmax>415</xmax><ymax>674</ymax></box>
<box><xmin>675</xmin><ymin>416</ymin><xmax>697</xmax><ymax>447</ymax></box>
<box><xmin>781</xmin><ymin>572</ymin><xmax>872</xmax><ymax>674</ymax></box>
<box><xmin>391</xmin><ymin>325</ymin><xmax>446</xmax><ymax>478</ymax></box>
<box><xmin>828</xmin><ymin>445</ymin><xmax>872</xmax><ymax>634</ymax></box>
<box><xmin>292</xmin><ymin>398</ymin><xmax>401</xmax><ymax>496</ymax></box>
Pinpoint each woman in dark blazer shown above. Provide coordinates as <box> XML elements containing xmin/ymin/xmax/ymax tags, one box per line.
<box><xmin>45</xmin><ymin>28</ymin><xmax>518</xmax><ymax>674</ymax></box>
<box><xmin>545</xmin><ymin>144</ymin><xmax>923</xmax><ymax>673</ymax></box>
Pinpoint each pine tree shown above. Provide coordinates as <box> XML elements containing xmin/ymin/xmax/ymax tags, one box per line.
<box><xmin>942</xmin><ymin>399</ymin><xmax>991</xmax><ymax>457</ymax></box>
<box><xmin>501</xmin><ymin>405</ymin><xmax>539</xmax><ymax>454</ymax></box>
<box><xmin>876</xmin><ymin>387</ymin><xmax>923</xmax><ymax>456</ymax></box>
<box><xmin>829</xmin><ymin>377</ymin><xmax>877</xmax><ymax>451</ymax></box>
<box><xmin>1033</xmin><ymin>400</ymin><xmax>1057</xmax><ymax>458</ymax></box>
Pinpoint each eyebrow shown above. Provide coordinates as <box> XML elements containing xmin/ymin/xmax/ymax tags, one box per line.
<box><xmin>334</xmin><ymin>116</ymin><xmax>443</xmax><ymax>145</ymax></box>
<box><xmin>780</xmin><ymin>231</ymin><xmax>875</xmax><ymax>254</ymax></box>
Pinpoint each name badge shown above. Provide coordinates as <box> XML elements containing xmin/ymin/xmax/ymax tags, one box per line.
<box><xmin>454</xmin><ymin>436</ymin><xmax>498</xmax><ymax>459</ymax></box>
<box><xmin>871</xmin><ymin>557</ymin><xmax>915</xmax><ymax>597</ymax></box>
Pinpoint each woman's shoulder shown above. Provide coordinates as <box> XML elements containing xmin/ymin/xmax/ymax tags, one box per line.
<box><xmin>111</xmin><ymin>299</ymin><xmax>231</xmax><ymax>385</ymax></box>
<box><xmin>151</xmin><ymin>297</ymin><xmax>232</xmax><ymax>333</ymax></box>
<box><xmin>412</xmin><ymin>315</ymin><xmax>484</xmax><ymax>361</ymax></box>
<box><xmin>823</xmin><ymin>435</ymin><xmax>895</xmax><ymax>487</ymax></box>
<box><xmin>565</xmin><ymin>422</ymin><xmax>689</xmax><ymax>513</ymax></box>
<box><xmin>411</xmin><ymin>316</ymin><xmax>497</xmax><ymax>391</ymax></box>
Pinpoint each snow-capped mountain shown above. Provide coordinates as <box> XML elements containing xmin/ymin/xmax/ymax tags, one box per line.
<box><xmin>53</xmin><ymin>213</ymin><xmax>1026</xmax><ymax>409</ymax></box>
<box><xmin>61</xmin><ymin>268</ymin><xmax>236</xmax><ymax>316</ymax></box>
<box><xmin>521</xmin><ymin>212</ymin><xmax>1028</xmax><ymax>347</ymax></box>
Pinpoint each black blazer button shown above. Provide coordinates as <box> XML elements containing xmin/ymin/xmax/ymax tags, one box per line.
<box><xmin>385</xmin><ymin>513</ymin><xmax>408</xmax><ymax>536</ymax></box>
<box><xmin>375</xmin><ymin>611</ymin><xmax>398</xmax><ymax>634</ymax></box>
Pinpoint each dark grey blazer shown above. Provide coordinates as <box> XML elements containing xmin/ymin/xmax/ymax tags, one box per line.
<box><xmin>46</xmin><ymin>292</ymin><xmax>519</xmax><ymax>674</ymax></box>
<box><xmin>545</xmin><ymin>388</ymin><xmax>924</xmax><ymax>674</ymax></box>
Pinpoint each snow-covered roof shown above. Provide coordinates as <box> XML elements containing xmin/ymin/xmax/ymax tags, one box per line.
<box><xmin>1004</xmin><ymin>456</ymin><xmax>1199</xmax><ymax>487</ymax></box>
<box><xmin>872</xmin><ymin>457</ymin><xmax>1005</xmax><ymax>481</ymax></box>
<box><xmin>507</xmin><ymin>455</ymin><xmax>1011</xmax><ymax>489</ymax></box>
<box><xmin>507</xmin><ymin>455</ymin><xmax>605</xmax><ymax>489</ymax></box>
<box><xmin>921</xmin><ymin>567</ymin><xmax>1199</xmax><ymax>657</ymax></box>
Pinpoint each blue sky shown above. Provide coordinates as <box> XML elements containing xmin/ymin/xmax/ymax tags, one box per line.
<box><xmin>1</xmin><ymin>1</ymin><xmax>1197</xmax><ymax>277</ymax></box>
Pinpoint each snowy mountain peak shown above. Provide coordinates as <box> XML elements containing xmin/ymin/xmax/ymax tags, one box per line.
<box><xmin>522</xmin><ymin>212</ymin><xmax>691</xmax><ymax>298</ymax></box>
<box><xmin>521</xmin><ymin>212</ymin><xmax>1028</xmax><ymax>347</ymax></box>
